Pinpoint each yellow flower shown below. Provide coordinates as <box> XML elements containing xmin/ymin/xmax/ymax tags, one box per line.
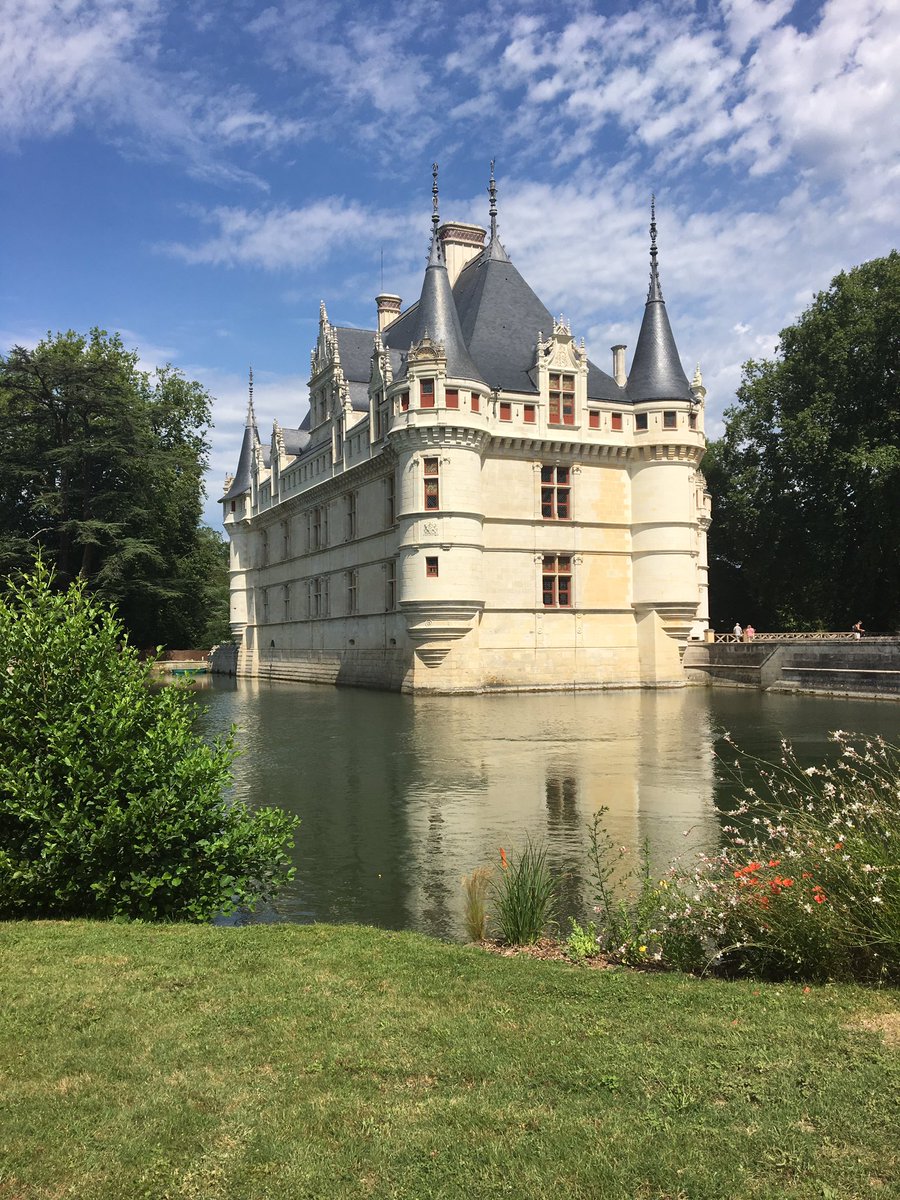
<box><xmin>639</xmin><ymin>945</ymin><xmax>647</xmax><ymax>953</ymax></box>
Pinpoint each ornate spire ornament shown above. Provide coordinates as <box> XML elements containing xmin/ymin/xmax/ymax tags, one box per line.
<box><xmin>648</xmin><ymin>194</ymin><xmax>664</xmax><ymax>302</ymax></box>
<box><xmin>247</xmin><ymin>365</ymin><xmax>256</xmax><ymax>426</ymax></box>
<box><xmin>427</xmin><ymin>162</ymin><xmax>442</xmax><ymax>266</ymax></box>
<box><xmin>488</xmin><ymin>158</ymin><xmax>498</xmax><ymax>243</ymax></box>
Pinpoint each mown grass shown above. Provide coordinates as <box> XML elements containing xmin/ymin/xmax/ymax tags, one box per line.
<box><xmin>1</xmin><ymin>921</ymin><xmax>898</xmax><ymax>1199</ymax></box>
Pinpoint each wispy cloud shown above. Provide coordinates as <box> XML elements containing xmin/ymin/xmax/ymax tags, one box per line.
<box><xmin>0</xmin><ymin>0</ymin><xmax>306</xmax><ymax>183</ymax></box>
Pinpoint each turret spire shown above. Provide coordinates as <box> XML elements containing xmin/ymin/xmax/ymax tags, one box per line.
<box><xmin>247</xmin><ymin>365</ymin><xmax>256</xmax><ymax>426</ymax></box>
<box><xmin>427</xmin><ymin>161</ymin><xmax>442</xmax><ymax>266</ymax></box>
<box><xmin>488</xmin><ymin>159</ymin><xmax>498</xmax><ymax>243</ymax></box>
<box><xmin>648</xmin><ymin>194</ymin><xmax>663</xmax><ymax>302</ymax></box>
<box><xmin>399</xmin><ymin>165</ymin><xmax>485</xmax><ymax>387</ymax></box>
<box><xmin>627</xmin><ymin>198</ymin><xmax>691</xmax><ymax>402</ymax></box>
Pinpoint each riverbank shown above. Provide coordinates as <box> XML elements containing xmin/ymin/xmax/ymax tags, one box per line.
<box><xmin>2</xmin><ymin>922</ymin><xmax>897</xmax><ymax>1199</ymax></box>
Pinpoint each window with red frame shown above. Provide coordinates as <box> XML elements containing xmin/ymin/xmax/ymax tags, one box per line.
<box><xmin>611</xmin><ymin>412</ymin><xmax>623</xmax><ymax>431</ymax></box>
<box><xmin>471</xmin><ymin>394</ymin><xmax>480</xmax><ymax>413</ymax></box>
<box><xmin>445</xmin><ymin>388</ymin><xmax>459</xmax><ymax>408</ymax></box>
<box><xmin>425</xmin><ymin>556</ymin><xmax>439</xmax><ymax>577</ymax></box>
<box><xmin>540</xmin><ymin>465</ymin><xmax>571</xmax><ymax>520</ymax></box>
<box><xmin>424</xmin><ymin>457</ymin><xmax>439</xmax><ymax>509</ymax></box>
<box><xmin>499</xmin><ymin>401</ymin><xmax>512</xmax><ymax>421</ymax></box>
<box><xmin>542</xmin><ymin>555</ymin><xmax>572</xmax><ymax>607</ymax></box>
<box><xmin>549</xmin><ymin>373</ymin><xmax>576</xmax><ymax>425</ymax></box>
<box><xmin>524</xmin><ymin>404</ymin><xmax>536</xmax><ymax>424</ymax></box>
<box><xmin>420</xmin><ymin>379</ymin><xmax>435</xmax><ymax>408</ymax></box>
<box><xmin>588</xmin><ymin>411</ymin><xmax>600</xmax><ymax>429</ymax></box>
<box><xmin>398</xmin><ymin>391</ymin><xmax>409</xmax><ymax>411</ymax></box>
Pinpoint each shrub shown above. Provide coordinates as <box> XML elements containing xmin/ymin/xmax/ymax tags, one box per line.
<box><xmin>491</xmin><ymin>841</ymin><xmax>558</xmax><ymax>945</ymax></box>
<box><xmin>565</xmin><ymin>917</ymin><xmax>601</xmax><ymax>963</ymax></box>
<box><xmin>0</xmin><ymin>560</ymin><xmax>298</xmax><ymax>921</ymax></box>
<box><xmin>461</xmin><ymin>865</ymin><xmax>492</xmax><ymax>941</ymax></box>
<box><xmin>587</xmin><ymin>808</ymin><xmax>704</xmax><ymax>971</ymax></box>
<box><xmin>665</xmin><ymin>732</ymin><xmax>900</xmax><ymax>983</ymax></box>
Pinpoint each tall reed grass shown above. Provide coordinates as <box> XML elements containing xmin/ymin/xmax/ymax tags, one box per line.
<box><xmin>491</xmin><ymin>841</ymin><xmax>558</xmax><ymax>945</ymax></box>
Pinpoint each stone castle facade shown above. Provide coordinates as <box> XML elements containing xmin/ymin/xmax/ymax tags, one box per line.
<box><xmin>221</xmin><ymin>169</ymin><xmax>711</xmax><ymax>693</ymax></box>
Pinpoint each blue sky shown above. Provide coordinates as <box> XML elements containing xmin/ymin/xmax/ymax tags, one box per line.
<box><xmin>2</xmin><ymin>0</ymin><xmax>897</xmax><ymax>527</ymax></box>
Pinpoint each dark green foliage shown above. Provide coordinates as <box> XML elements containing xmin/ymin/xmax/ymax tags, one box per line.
<box><xmin>0</xmin><ymin>561</ymin><xmax>297</xmax><ymax>921</ymax></box>
<box><xmin>0</xmin><ymin>329</ymin><xmax>230</xmax><ymax>647</ymax></box>
<box><xmin>491</xmin><ymin>840</ymin><xmax>558</xmax><ymax>944</ymax></box>
<box><xmin>705</xmin><ymin>252</ymin><xmax>900</xmax><ymax>631</ymax></box>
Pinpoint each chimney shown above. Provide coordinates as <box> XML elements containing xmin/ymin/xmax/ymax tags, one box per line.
<box><xmin>438</xmin><ymin>222</ymin><xmax>486</xmax><ymax>285</ymax></box>
<box><xmin>611</xmin><ymin>344</ymin><xmax>627</xmax><ymax>387</ymax></box>
<box><xmin>376</xmin><ymin>294</ymin><xmax>402</xmax><ymax>332</ymax></box>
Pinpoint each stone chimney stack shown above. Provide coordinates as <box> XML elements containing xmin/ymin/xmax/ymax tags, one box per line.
<box><xmin>376</xmin><ymin>294</ymin><xmax>402</xmax><ymax>332</ymax></box>
<box><xmin>438</xmin><ymin>222</ymin><xmax>486</xmax><ymax>286</ymax></box>
<box><xmin>611</xmin><ymin>344</ymin><xmax>627</xmax><ymax>387</ymax></box>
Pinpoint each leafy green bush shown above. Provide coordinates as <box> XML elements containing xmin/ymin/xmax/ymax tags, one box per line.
<box><xmin>666</xmin><ymin>733</ymin><xmax>900</xmax><ymax>983</ymax></box>
<box><xmin>0</xmin><ymin>560</ymin><xmax>297</xmax><ymax>921</ymax></box>
<box><xmin>565</xmin><ymin>917</ymin><xmax>600</xmax><ymax>963</ymax></box>
<box><xmin>491</xmin><ymin>842</ymin><xmax>558</xmax><ymax>945</ymax></box>
<box><xmin>587</xmin><ymin>808</ymin><xmax>702</xmax><ymax>971</ymax></box>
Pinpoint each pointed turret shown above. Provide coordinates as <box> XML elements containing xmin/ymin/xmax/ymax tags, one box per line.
<box><xmin>399</xmin><ymin>164</ymin><xmax>486</xmax><ymax>386</ymax></box>
<box><xmin>222</xmin><ymin>367</ymin><xmax>260</xmax><ymax>501</ymax></box>
<box><xmin>627</xmin><ymin>199</ymin><xmax>692</xmax><ymax>402</ymax></box>
<box><xmin>485</xmin><ymin>158</ymin><xmax>510</xmax><ymax>263</ymax></box>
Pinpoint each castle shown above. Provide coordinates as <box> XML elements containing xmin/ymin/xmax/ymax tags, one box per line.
<box><xmin>221</xmin><ymin>167</ymin><xmax>711</xmax><ymax>693</ymax></box>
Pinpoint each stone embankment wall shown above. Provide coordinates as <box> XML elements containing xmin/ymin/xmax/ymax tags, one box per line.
<box><xmin>209</xmin><ymin>643</ymin><xmax>238</xmax><ymax>675</ymax></box>
<box><xmin>683</xmin><ymin>639</ymin><xmax>900</xmax><ymax>700</ymax></box>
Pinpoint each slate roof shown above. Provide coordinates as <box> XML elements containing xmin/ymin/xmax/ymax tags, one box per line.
<box><xmin>282</xmin><ymin>427</ymin><xmax>310</xmax><ymax>455</ymax></box>
<box><xmin>334</xmin><ymin>327</ymin><xmax>377</xmax><ymax>385</ymax></box>
<box><xmin>221</xmin><ymin>415</ymin><xmax>258</xmax><ymax>501</ymax></box>
<box><xmin>453</xmin><ymin>241</ymin><xmax>623</xmax><ymax>400</ymax></box>
<box><xmin>388</xmin><ymin>240</ymin><xmax>485</xmax><ymax>386</ymax></box>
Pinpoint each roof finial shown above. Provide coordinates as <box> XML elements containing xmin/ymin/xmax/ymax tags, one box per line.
<box><xmin>488</xmin><ymin>159</ymin><xmax>498</xmax><ymax>242</ymax></box>
<box><xmin>247</xmin><ymin>365</ymin><xmax>256</xmax><ymax>426</ymax></box>
<box><xmin>432</xmin><ymin>161</ymin><xmax>440</xmax><ymax>236</ymax></box>
<box><xmin>647</xmin><ymin>193</ymin><xmax>664</xmax><ymax>303</ymax></box>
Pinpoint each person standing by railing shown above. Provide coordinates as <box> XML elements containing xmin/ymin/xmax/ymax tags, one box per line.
<box><xmin>852</xmin><ymin>620</ymin><xmax>864</xmax><ymax>640</ymax></box>
<box><xmin>733</xmin><ymin>621</ymin><xmax>743</xmax><ymax>640</ymax></box>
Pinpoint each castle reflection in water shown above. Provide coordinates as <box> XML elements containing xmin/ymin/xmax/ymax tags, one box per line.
<box><xmin>192</xmin><ymin>679</ymin><xmax>898</xmax><ymax>940</ymax></box>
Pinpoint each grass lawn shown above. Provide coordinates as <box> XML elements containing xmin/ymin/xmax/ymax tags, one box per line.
<box><xmin>1</xmin><ymin>921</ymin><xmax>898</xmax><ymax>1199</ymax></box>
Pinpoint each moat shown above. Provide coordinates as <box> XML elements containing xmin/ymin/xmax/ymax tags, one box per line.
<box><xmin>193</xmin><ymin>680</ymin><xmax>898</xmax><ymax>940</ymax></box>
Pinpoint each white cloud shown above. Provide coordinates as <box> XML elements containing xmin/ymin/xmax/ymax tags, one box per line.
<box><xmin>0</xmin><ymin>0</ymin><xmax>305</xmax><ymax>183</ymax></box>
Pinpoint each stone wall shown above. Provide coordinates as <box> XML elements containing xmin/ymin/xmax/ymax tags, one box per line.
<box><xmin>683</xmin><ymin>639</ymin><xmax>900</xmax><ymax>700</ymax></box>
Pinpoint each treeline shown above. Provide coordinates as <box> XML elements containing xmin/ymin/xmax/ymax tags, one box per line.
<box><xmin>0</xmin><ymin>329</ymin><xmax>230</xmax><ymax>649</ymax></box>
<box><xmin>705</xmin><ymin>251</ymin><xmax>900</xmax><ymax>633</ymax></box>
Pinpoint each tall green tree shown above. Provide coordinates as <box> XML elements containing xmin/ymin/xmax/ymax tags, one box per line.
<box><xmin>705</xmin><ymin>252</ymin><xmax>900</xmax><ymax>632</ymax></box>
<box><xmin>0</xmin><ymin>329</ymin><xmax>229</xmax><ymax>647</ymax></box>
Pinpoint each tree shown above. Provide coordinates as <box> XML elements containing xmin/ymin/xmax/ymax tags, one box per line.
<box><xmin>0</xmin><ymin>329</ymin><xmax>229</xmax><ymax>647</ymax></box>
<box><xmin>705</xmin><ymin>252</ymin><xmax>900</xmax><ymax>631</ymax></box>
<box><xmin>0</xmin><ymin>560</ymin><xmax>296</xmax><ymax>921</ymax></box>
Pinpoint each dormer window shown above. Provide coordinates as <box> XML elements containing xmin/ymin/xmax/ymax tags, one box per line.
<box><xmin>549</xmin><ymin>373</ymin><xmax>575</xmax><ymax>425</ymax></box>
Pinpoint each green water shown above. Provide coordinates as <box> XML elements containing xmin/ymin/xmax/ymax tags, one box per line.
<box><xmin>193</xmin><ymin>680</ymin><xmax>898</xmax><ymax>940</ymax></box>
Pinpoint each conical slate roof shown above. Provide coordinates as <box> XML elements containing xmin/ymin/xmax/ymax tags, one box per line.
<box><xmin>393</xmin><ymin>235</ymin><xmax>486</xmax><ymax>386</ymax></box>
<box><xmin>222</xmin><ymin>389</ymin><xmax>259</xmax><ymax>502</ymax></box>
<box><xmin>627</xmin><ymin>205</ymin><xmax>692</xmax><ymax>402</ymax></box>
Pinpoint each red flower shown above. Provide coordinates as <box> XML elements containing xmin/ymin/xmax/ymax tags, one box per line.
<box><xmin>499</xmin><ymin>847</ymin><xmax>508</xmax><ymax>871</ymax></box>
<box><xmin>833</xmin><ymin>842</ymin><xmax>843</xmax><ymax>851</ymax></box>
<box><xmin>768</xmin><ymin>859</ymin><xmax>781</xmax><ymax>868</ymax></box>
<box><xmin>814</xmin><ymin>893</ymin><xmax>826</xmax><ymax>904</ymax></box>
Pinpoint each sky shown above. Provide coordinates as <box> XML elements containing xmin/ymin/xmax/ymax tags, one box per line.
<box><xmin>2</xmin><ymin>0</ymin><xmax>898</xmax><ymax>528</ymax></box>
